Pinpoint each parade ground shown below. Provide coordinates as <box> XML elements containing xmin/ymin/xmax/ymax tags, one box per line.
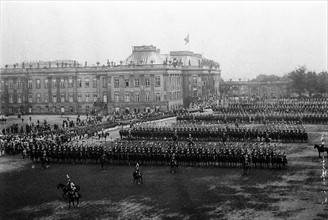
<box><xmin>1</xmin><ymin>116</ymin><xmax>328</xmax><ymax>219</ymax></box>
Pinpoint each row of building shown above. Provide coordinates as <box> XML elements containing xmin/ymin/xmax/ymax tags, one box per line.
<box><xmin>0</xmin><ymin>45</ymin><xmax>221</xmax><ymax>115</ymax></box>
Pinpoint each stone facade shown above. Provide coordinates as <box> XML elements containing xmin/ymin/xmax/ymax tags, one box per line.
<box><xmin>0</xmin><ymin>45</ymin><xmax>221</xmax><ymax>115</ymax></box>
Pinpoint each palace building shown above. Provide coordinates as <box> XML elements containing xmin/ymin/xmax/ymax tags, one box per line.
<box><xmin>0</xmin><ymin>45</ymin><xmax>221</xmax><ymax>115</ymax></box>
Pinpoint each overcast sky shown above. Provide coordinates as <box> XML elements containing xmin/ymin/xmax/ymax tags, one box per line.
<box><xmin>0</xmin><ymin>1</ymin><xmax>327</xmax><ymax>80</ymax></box>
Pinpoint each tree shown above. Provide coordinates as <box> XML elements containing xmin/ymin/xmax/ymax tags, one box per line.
<box><xmin>305</xmin><ymin>71</ymin><xmax>318</xmax><ymax>97</ymax></box>
<box><xmin>317</xmin><ymin>71</ymin><xmax>328</xmax><ymax>95</ymax></box>
<box><xmin>288</xmin><ymin>66</ymin><xmax>307</xmax><ymax>96</ymax></box>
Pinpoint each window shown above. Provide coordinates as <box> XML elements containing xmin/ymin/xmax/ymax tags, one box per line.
<box><xmin>44</xmin><ymin>79</ymin><xmax>48</xmax><ymax>88</ymax></box>
<box><xmin>52</xmin><ymin>94</ymin><xmax>57</xmax><ymax>103</ymax></box>
<box><xmin>69</xmin><ymin>93</ymin><xmax>73</xmax><ymax>102</ymax></box>
<box><xmin>155</xmin><ymin>93</ymin><xmax>161</xmax><ymax>102</ymax></box>
<box><xmin>155</xmin><ymin>76</ymin><xmax>160</xmax><ymax>87</ymax></box>
<box><xmin>135</xmin><ymin>93</ymin><xmax>140</xmax><ymax>102</ymax></box>
<box><xmin>77</xmin><ymin>93</ymin><xmax>82</xmax><ymax>102</ymax></box>
<box><xmin>60</xmin><ymin>79</ymin><xmax>65</xmax><ymax>88</ymax></box>
<box><xmin>17</xmin><ymin>79</ymin><xmax>22</xmax><ymax>89</ymax></box>
<box><xmin>145</xmin><ymin>78</ymin><xmax>150</xmax><ymax>87</ymax></box>
<box><xmin>77</xmin><ymin>78</ymin><xmax>82</xmax><ymax>88</ymax></box>
<box><xmin>193</xmin><ymin>76</ymin><xmax>197</xmax><ymax>85</ymax></box>
<box><xmin>103</xmin><ymin>93</ymin><xmax>107</xmax><ymax>103</ymax></box>
<box><xmin>85</xmin><ymin>93</ymin><xmax>90</xmax><ymax>102</ymax></box>
<box><xmin>17</xmin><ymin>94</ymin><xmax>22</xmax><ymax>103</ymax></box>
<box><xmin>102</xmin><ymin>77</ymin><xmax>107</xmax><ymax>88</ymax></box>
<box><xmin>125</xmin><ymin>78</ymin><xmax>129</xmax><ymax>87</ymax></box>
<box><xmin>115</xmin><ymin>93</ymin><xmax>120</xmax><ymax>102</ymax></box>
<box><xmin>9</xmin><ymin>81</ymin><xmax>13</xmax><ymax>89</ymax></box>
<box><xmin>28</xmin><ymin>80</ymin><xmax>32</xmax><ymax>89</ymax></box>
<box><xmin>52</xmin><ymin>106</ymin><xmax>56</xmax><ymax>113</ymax></box>
<box><xmin>9</xmin><ymin>95</ymin><xmax>13</xmax><ymax>103</ymax></box>
<box><xmin>36</xmin><ymin>93</ymin><xmax>41</xmax><ymax>103</ymax></box>
<box><xmin>114</xmin><ymin>77</ymin><xmax>119</xmax><ymax>88</ymax></box>
<box><xmin>68</xmin><ymin>78</ymin><xmax>73</xmax><ymax>88</ymax></box>
<box><xmin>52</xmin><ymin>79</ymin><xmax>57</xmax><ymax>88</ymax></box>
<box><xmin>145</xmin><ymin>92</ymin><xmax>150</xmax><ymax>102</ymax></box>
<box><xmin>61</xmin><ymin>93</ymin><xmax>65</xmax><ymax>102</ymax></box>
<box><xmin>134</xmin><ymin>78</ymin><xmax>139</xmax><ymax>87</ymax></box>
<box><xmin>85</xmin><ymin>78</ymin><xmax>89</xmax><ymax>88</ymax></box>
<box><xmin>36</xmin><ymin>79</ymin><xmax>41</xmax><ymax>89</ymax></box>
<box><xmin>193</xmin><ymin>89</ymin><xmax>197</xmax><ymax>97</ymax></box>
<box><xmin>125</xmin><ymin>93</ymin><xmax>130</xmax><ymax>102</ymax></box>
<box><xmin>28</xmin><ymin>94</ymin><xmax>33</xmax><ymax>103</ymax></box>
<box><xmin>93</xmin><ymin>78</ymin><xmax>97</xmax><ymax>88</ymax></box>
<box><xmin>93</xmin><ymin>93</ymin><xmax>98</xmax><ymax>102</ymax></box>
<box><xmin>44</xmin><ymin>94</ymin><xmax>49</xmax><ymax>103</ymax></box>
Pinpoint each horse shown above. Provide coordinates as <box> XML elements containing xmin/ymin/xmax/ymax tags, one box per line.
<box><xmin>133</xmin><ymin>170</ymin><xmax>143</xmax><ymax>185</ymax></box>
<box><xmin>314</xmin><ymin>144</ymin><xmax>328</xmax><ymax>157</ymax></box>
<box><xmin>170</xmin><ymin>159</ymin><xmax>179</xmax><ymax>174</ymax></box>
<box><xmin>57</xmin><ymin>183</ymin><xmax>81</xmax><ymax>208</ymax></box>
<box><xmin>67</xmin><ymin>190</ymin><xmax>81</xmax><ymax>208</ymax></box>
<box><xmin>57</xmin><ymin>183</ymin><xmax>69</xmax><ymax>199</ymax></box>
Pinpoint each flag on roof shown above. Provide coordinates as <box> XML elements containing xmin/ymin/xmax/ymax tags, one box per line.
<box><xmin>184</xmin><ymin>34</ymin><xmax>189</xmax><ymax>45</ymax></box>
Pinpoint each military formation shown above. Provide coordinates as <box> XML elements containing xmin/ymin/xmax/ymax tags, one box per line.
<box><xmin>120</xmin><ymin>123</ymin><xmax>308</xmax><ymax>143</ymax></box>
<box><xmin>2</xmin><ymin>97</ymin><xmax>327</xmax><ymax>171</ymax></box>
<box><xmin>209</xmin><ymin>98</ymin><xmax>328</xmax><ymax>124</ymax></box>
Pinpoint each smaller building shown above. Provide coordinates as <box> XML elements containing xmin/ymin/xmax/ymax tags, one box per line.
<box><xmin>221</xmin><ymin>80</ymin><xmax>290</xmax><ymax>98</ymax></box>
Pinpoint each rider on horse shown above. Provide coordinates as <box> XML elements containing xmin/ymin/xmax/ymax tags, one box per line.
<box><xmin>135</xmin><ymin>163</ymin><xmax>140</xmax><ymax>174</ymax></box>
<box><xmin>66</xmin><ymin>175</ymin><xmax>78</xmax><ymax>197</ymax></box>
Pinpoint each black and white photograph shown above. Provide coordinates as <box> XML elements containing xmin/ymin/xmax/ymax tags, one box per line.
<box><xmin>0</xmin><ymin>1</ymin><xmax>327</xmax><ymax>219</ymax></box>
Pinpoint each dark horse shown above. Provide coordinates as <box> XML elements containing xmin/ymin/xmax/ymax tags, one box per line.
<box><xmin>57</xmin><ymin>183</ymin><xmax>69</xmax><ymax>199</ymax></box>
<box><xmin>67</xmin><ymin>190</ymin><xmax>81</xmax><ymax>208</ymax></box>
<box><xmin>133</xmin><ymin>170</ymin><xmax>143</xmax><ymax>185</ymax></box>
<box><xmin>57</xmin><ymin>183</ymin><xmax>81</xmax><ymax>208</ymax></box>
<box><xmin>314</xmin><ymin>145</ymin><xmax>328</xmax><ymax>157</ymax></box>
<box><xmin>170</xmin><ymin>159</ymin><xmax>179</xmax><ymax>174</ymax></box>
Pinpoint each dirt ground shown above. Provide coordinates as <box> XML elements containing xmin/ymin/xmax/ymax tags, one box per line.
<box><xmin>1</xmin><ymin>123</ymin><xmax>328</xmax><ymax>219</ymax></box>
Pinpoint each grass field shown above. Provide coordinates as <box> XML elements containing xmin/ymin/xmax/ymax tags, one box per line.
<box><xmin>1</xmin><ymin>122</ymin><xmax>328</xmax><ymax>219</ymax></box>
